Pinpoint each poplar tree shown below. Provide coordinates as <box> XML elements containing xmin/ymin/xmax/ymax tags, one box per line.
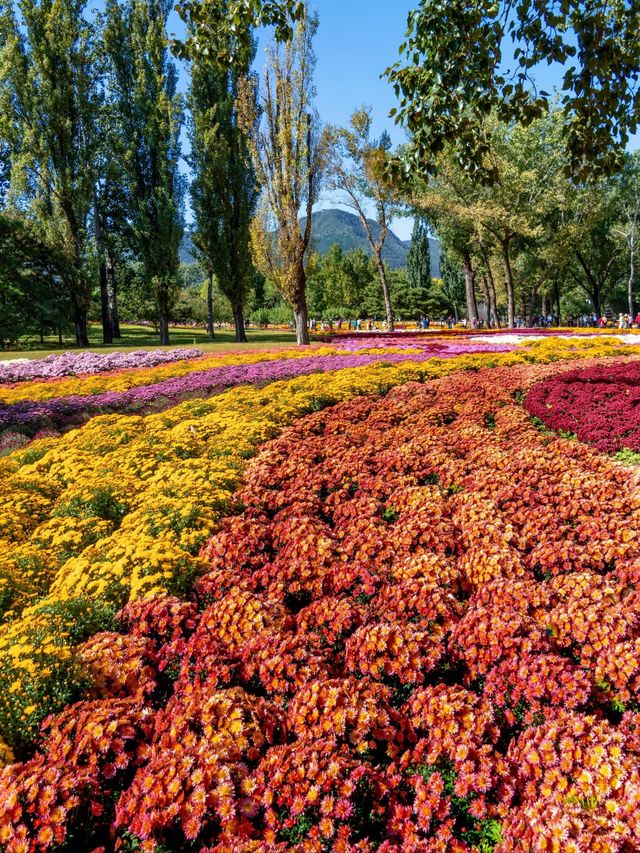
<box><xmin>175</xmin><ymin>0</ymin><xmax>304</xmax><ymax>60</ymax></box>
<box><xmin>102</xmin><ymin>0</ymin><xmax>184</xmax><ymax>345</ymax></box>
<box><xmin>187</xmin><ymin>18</ymin><xmax>258</xmax><ymax>343</ymax></box>
<box><xmin>0</xmin><ymin>0</ymin><xmax>100</xmax><ymax>346</ymax></box>
<box><xmin>439</xmin><ymin>250</ymin><xmax>465</xmax><ymax>321</ymax></box>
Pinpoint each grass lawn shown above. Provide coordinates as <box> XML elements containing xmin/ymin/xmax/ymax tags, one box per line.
<box><xmin>0</xmin><ymin>324</ymin><xmax>299</xmax><ymax>360</ymax></box>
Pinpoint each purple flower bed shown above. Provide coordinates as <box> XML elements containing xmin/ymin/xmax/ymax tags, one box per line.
<box><xmin>331</xmin><ymin>334</ymin><xmax>525</xmax><ymax>352</ymax></box>
<box><xmin>0</xmin><ymin>344</ymin><xmax>515</xmax><ymax>439</ymax></box>
<box><xmin>0</xmin><ymin>348</ymin><xmax>203</xmax><ymax>385</ymax></box>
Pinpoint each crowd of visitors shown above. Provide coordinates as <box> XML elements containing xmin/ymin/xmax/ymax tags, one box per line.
<box><xmin>305</xmin><ymin>310</ymin><xmax>640</xmax><ymax>333</ymax></box>
<box><xmin>616</xmin><ymin>312</ymin><xmax>640</xmax><ymax>329</ymax></box>
<box><xmin>562</xmin><ymin>312</ymin><xmax>640</xmax><ymax>328</ymax></box>
<box><xmin>308</xmin><ymin>318</ymin><xmax>395</xmax><ymax>332</ymax></box>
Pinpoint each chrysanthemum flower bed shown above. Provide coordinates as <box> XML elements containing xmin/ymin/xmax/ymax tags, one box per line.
<box><xmin>0</xmin><ymin>348</ymin><xmax>205</xmax><ymax>384</ymax></box>
<box><xmin>525</xmin><ymin>359</ymin><xmax>640</xmax><ymax>453</ymax></box>
<box><xmin>2</xmin><ymin>344</ymin><xmax>640</xmax><ymax>851</ymax></box>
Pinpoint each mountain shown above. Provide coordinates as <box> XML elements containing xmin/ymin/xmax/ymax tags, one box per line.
<box><xmin>300</xmin><ymin>208</ymin><xmax>404</xmax><ymax>269</ymax></box>
<box><xmin>181</xmin><ymin>208</ymin><xmax>441</xmax><ymax>275</ymax></box>
<box><xmin>301</xmin><ymin>208</ymin><xmax>440</xmax><ymax>276</ymax></box>
<box><xmin>179</xmin><ymin>232</ymin><xmax>197</xmax><ymax>265</ymax></box>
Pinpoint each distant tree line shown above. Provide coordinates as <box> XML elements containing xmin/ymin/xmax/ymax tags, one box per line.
<box><xmin>387</xmin><ymin>0</ymin><xmax>640</xmax><ymax>326</ymax></box>
<box><xmin>411</xmin><ymin>114</ymin><xmax>640</xmax><ymax>326</ymax></box>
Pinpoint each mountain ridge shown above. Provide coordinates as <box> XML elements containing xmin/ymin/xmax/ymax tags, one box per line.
<box><xmin>302</xmin><ymin>208</ymin><xmax>440</xmax><ymax>275</ymax></box>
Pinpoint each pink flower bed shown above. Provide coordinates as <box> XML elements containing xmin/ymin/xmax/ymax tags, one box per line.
<box><xmin>0</xmin><ymin>340</ymin><xmax>516</xmax><ymax>438</ymax></box>
<box><xmin>0</xmin><ymin>349</ymin><xmax>203</xmax><ymax>385</ymax></box>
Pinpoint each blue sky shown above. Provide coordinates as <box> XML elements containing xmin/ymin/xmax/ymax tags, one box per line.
<box><xmin>275</xmin><ymin>0</ymin><xmax>418</xmax><ymax>238</ymax></box>
<box><xmin>169</xmin><ymin>1</ymin><xmax>415</xmax><ymax>147</ymax></box>
<box><xmin>284</xmin><ymin>0</ymin><xmax>415</xmax><ymax>145</ymax></box>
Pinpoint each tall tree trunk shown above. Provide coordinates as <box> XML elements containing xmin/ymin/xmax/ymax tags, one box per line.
<box><xmin>105</xmin><ymin>247</ymin><xmax>120</xmax><ymax>338</ymax></box>
<box><xmin>74</xmin><ymin>302</ymin><xmax>89</xmax><ymax>348</ymax></box>
<box><xmin>294</xmin><ymin>301</ymin><xmax>309</xmax><ymax>345</ymax></box>
<box><xmin>292</xmin><ymin>262</ymin><xmax>310</xmax><ymax>345</ymax></box>
<box><xmin>58</xmin><ymin>325</ymin><xmax>63</xmax><ymax>345</ymax></box>
<box><xmin>502</xmin><ymin>238</ymin><xmax>515</xmax><ymax>329</ymax></box>
<box><xmin>289</xmin><ymin>257</ymin><xmax>310</xmax><ymax>345</ymax></box>
<box><xmin>553</xmin><ymin>278</ymin><xmax>561</xmax><ymax>325</ymax></box>
<box><xmin>99</xmin><ymin>259</ymin><xmax>113</xmax><ymax>345</ymax></box>
<box><xmin>207</xmin><ymin>270</ymin><xmax>215</xmax><ymax>340</ymax></box>
<box><xmin>158</xmin><ymin>285</ymin><xmax>170</xmax><ymax>345</ymax></box>
<box><xmin>232</xmin><ymin>302</ymin><xmax>248</xmax><ymax>343</ymax></box>
<box><xmin>462</xmin><ymin>251</ymin><xmax>478</xmax><ymax>325</ymax></box>
<box><xmin>94</xmin><ymin>191</ymin><xmax>113</xmax><ymax>345</ymax></box>
<box><xmin>628</xmin><ymin>249</ymin><xmax>635</xmax><ymax>317</ymax></box>
<box><xmin>374</xmin><ymin>250</ymin><xmax>394</xmax><ymax>331</ymax></box>
<box><xmin>575</xmin><ymin>250</ymin><xmax>609</xmax><ymax>320</ymax></box>
<box><xmin>528</xmin><ymin>282</ymin><xmax>538</xmax><ymax>327</ymax></box>
<box><xmin>593</xmin><ymin>287</ymin><xmax>602</xmax><ymax>319</ymax></box>
<box><xmin>481</xmin><ymin>274</ymin><xmax>493</xmax><ymax>328</ymax></box>
<box><xmin>486</xmin><ymin>260</ymin><xmax>500</xmax><ymax>327</ymax></box>
<box><xmin>159</xmin><ymin>315</ymin><xmax>170</xmax><ymax>345</ymax></box>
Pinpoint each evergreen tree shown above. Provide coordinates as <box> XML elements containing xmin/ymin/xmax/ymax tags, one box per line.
<box><xmin>439</xmin><ymin>251</ymin><xmax>466</xmax><ymax>320</ymax></box>
<box><xmin>102</xmin><ymin>0</ymin><xmax>184</xmax><ymax>345</ymax></box>
<box><xmin>0</xmin><ymin>0</ymin><xmax>101</xmax><ymax>346</ymax></box>
<box><xmin>0</xmin><ymin>212</ymin><xmax>69</xmax><ymax>348</ymax></box>
<box><xmin>187</xmin><ymin>15</ymin><xmax>258</xmax><ymax>343</ymax></box>
<box><xmin>405</xmin><ymin>217</ymin><xmax>432</xmax><ymax>317</ymax></box>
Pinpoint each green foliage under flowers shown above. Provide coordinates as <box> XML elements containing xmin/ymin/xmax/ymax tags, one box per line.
<box><xmin>277</xmin><ymin>810</ymin><xmax>316</xmax><ymax>844</ymax></box>
<box><xmin>0</xmin><ymin>597</ymin><xmax>116</xmax><ymax>752</ymax></box>
<box><xmin>53</xmin><ymin>487</ymin><xmax>130</xmax><ymax>525</ymax></box>
<box><xmin>34</xmin><ymin>598</ymin><xmax>117</xmax><ymax>645</ymax></box>
<box><xmin>615</xmin><ymin>449</ymin><xmax>640</xmax><ymax>466</ymax></box>
<box><xmin>412</xmin><ymin>761</ymin><xmax>503</xmax><ymax>851</ymax></box>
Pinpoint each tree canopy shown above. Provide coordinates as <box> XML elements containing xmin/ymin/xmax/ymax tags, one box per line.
<box><xmin>387</xmin><ymin>0</ymin><xmax>640</xmax><ymax>183</ymax></box>
<box><xmin>175</xmin><ymin>0</ymin><xmax>305</xmax><ymax>61</ymax></box>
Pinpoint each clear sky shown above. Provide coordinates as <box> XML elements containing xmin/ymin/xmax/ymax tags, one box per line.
<box><xmin>285</xmin><ymin>0</ymin><xmax>415</xmax><ymax>146</ymax></box>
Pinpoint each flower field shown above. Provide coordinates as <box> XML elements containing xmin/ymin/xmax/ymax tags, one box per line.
<box><xmin>0</xmin><ymin>338</ymin><xmax>518</xmax><ymax>442</ymax></box>
<box><xmin>2</xmin><ymin>334</ymin><xmax>640</xmax><ymax>851</ymax></box>
<box><xmin>0</xmin><ymin>349</ymin><xmax>205</xmax><ymax>384</ymax></box>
